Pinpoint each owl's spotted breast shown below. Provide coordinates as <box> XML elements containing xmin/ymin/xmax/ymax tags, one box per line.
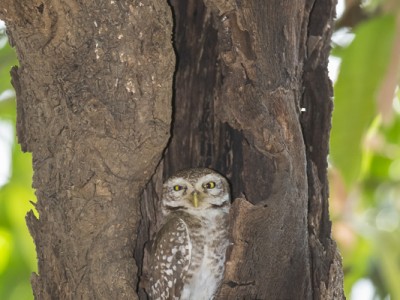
<box><xmin>148</xmin><ymin>168</ymin><xmax>231</xmax><ymax>300</ymax></box>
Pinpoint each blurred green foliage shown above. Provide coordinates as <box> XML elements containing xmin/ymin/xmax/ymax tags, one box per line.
<box><xmin>331</xmin><ymin>14</ymin><xmax>396</xmax><ymax>186</ymax></box>
<box><xmin>330</xmin><ymin>1</ymin><xmax>400</xmax><ymax>299</ymax></box>
<box><xmin>0</xmin><ymin>1</ymin><xmax>399</xmax><ymax>299</ymax></box>
<box><xmin>0</xmin><ymin>28</ymin><xmax>36</xmax><ymax>299</ymax></box>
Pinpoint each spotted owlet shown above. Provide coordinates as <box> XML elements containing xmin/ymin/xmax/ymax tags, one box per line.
<box><xmin>149</xmin><ymin>168</ymin><xmax>231</xmax><ymax>300</ymax></box>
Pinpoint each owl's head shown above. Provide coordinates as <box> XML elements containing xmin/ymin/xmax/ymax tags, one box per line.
<box><xmin>162</xmin><ymin>168</ymin><xmax>231</xmax><ymax>215</ymax></box>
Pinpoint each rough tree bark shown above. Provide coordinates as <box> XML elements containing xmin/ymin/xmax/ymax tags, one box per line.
<box><xmin>1</xmin><ymin>0</ymin><xmax>344</xmax><ymax>299</ymax></box>
<box><xmin>1</xmin><ymin>1</ymin><xmax>174</xmax><ymax>299</ymax></box>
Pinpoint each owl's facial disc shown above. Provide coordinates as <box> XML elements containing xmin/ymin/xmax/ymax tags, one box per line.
<box><xmin>162</xmin><ymin>169</ymin><xmax>231</xmax><ymax>215</ymax></box>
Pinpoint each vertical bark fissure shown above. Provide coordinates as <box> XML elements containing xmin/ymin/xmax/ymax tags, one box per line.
<box><xmin>301</xmin><ymin>0</ymin><xmax>345</xmax><ymax>298</ymax></box>
<box><xmin>158</xmin><ymin>0</ymin><xmax>323</xmax><ymax>298</ymax></box>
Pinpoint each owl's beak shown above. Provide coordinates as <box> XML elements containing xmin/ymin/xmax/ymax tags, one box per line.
<box><xmin>192</xmin><ymin>192</ymin><xmax>199</xmax><ymax>208</ymax></box>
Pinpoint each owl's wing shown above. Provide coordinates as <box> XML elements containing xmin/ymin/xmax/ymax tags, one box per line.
<box><xmin>149</xmin><ymin>216</ymin><xmax>191</xmax><ymax>300</ymax></box>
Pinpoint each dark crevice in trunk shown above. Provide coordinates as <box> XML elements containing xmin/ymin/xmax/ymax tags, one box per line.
<box><xmin>164</xmin><ymin>0</ymin><xmax>244</xmax><ymax>189</ymax></box>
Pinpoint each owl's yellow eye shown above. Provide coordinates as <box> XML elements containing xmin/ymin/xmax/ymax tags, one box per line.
<box><xmin>204</xmin><ymin>181</ymin><xmax>216</xmax><ymax>189</ymax></box>
<box><xmin>173</xmin><ymin>185</ymin><xmax>184</xmax><ymax>191</ymax></box>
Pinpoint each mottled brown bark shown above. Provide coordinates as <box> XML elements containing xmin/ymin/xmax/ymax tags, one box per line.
<box><xmin>1</xmin><ymin>1</ymin><xmax>174</xmax><ymax>299</ymax></box>
<box><xmin>1</xmin><ymin>0</ymin><xmax>344</xmax><ymax>299</ymax></box>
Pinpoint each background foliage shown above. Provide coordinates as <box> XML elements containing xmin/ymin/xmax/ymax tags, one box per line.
<box><xmin>0</xmin><ymin>23</ymin><xmax>37</xmax><ymax>299</ymax></box>
<box><xmin>0</xmin><ymin>0</ymin><xmax>399</xmax><ymax>299</ymax></box>
<box><xmin>330</xmin><ymin>0</ymin><xmax>400</xmax><ymax>299</ymax></box>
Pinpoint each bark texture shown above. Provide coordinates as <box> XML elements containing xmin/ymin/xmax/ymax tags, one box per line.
<box><xmin>140</xmin><ymin>0</ymin><xmax>344</xmax><ymax>299</ymax></box>
<box><xmin>1</xmin><ymin>0</ymin><xmax>344</xmax><ymax>299</ymax></box>
<box><xmin>168</xmin><ymin>1</ymin><xmax>312</xmax><ymax>298</ymax></box>
<box><xmin>1</xmin><ymin>1</ymin><xmax>174</xmax><ymax>299</ymax></box>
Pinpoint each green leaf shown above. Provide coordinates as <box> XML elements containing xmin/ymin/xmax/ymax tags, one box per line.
<box><xmin>330</xmin><ymin>14</ymin><xmax>397</xmax><ymax>187</ymax></box>
<box><xmin>0</xmin><ymin>97</ymin><xmax>16</xmax><ymax>121</ymax></box>
<box><xmin>0</xmin><ymin>228</ymin><xmax>12</xmax><ymax>274</ymax></box>
<box><xmin>341</xmin><ymin>236</ymin><xmax>373</xmax><ymax>296</ymax></box>
<box><xmin>0</xmin><ymin>43</ymin><xmax>17</xmax><ymax>92</ymax></box>
<box><xmin>367</xmin><ymin>154</ymin><xmax>392</xmax><ymax>181</ymax></box>
<box><xmin>381</xmin><ymin>110</ymin><xmax>400</xmax><ymax>144</ymax></box>
<box><xmin>375</xmin><ymin>231</ymin><xmax>400</xmax><ymax>299</ymax></box>
<box><xmin>0</xmin><ymin>136</ymin><xmax>36</xmax><ymax>300</ymax></box>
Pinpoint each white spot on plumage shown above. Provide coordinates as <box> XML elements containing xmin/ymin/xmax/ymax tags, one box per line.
<box><xmin>165</xmin><ymin>269</ymin><xmax>173</xmax><ymax>275</ymax></box>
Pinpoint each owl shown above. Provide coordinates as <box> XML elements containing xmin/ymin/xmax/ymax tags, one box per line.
<box><xmin>149</xmin><ymin>168</ymin><xmax>231</xmax><ymax>300</ymax></box>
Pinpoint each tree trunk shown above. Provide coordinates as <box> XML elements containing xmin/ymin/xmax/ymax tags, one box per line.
<box><xmin>1</xmin><ymin>0</ymin><xmax>344</xmax><ymax>299</ymax></box>
<box><xmin>1</xmin><ymin>1</ymin><xmax>174</xmax><ymax>299</ymax></box>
